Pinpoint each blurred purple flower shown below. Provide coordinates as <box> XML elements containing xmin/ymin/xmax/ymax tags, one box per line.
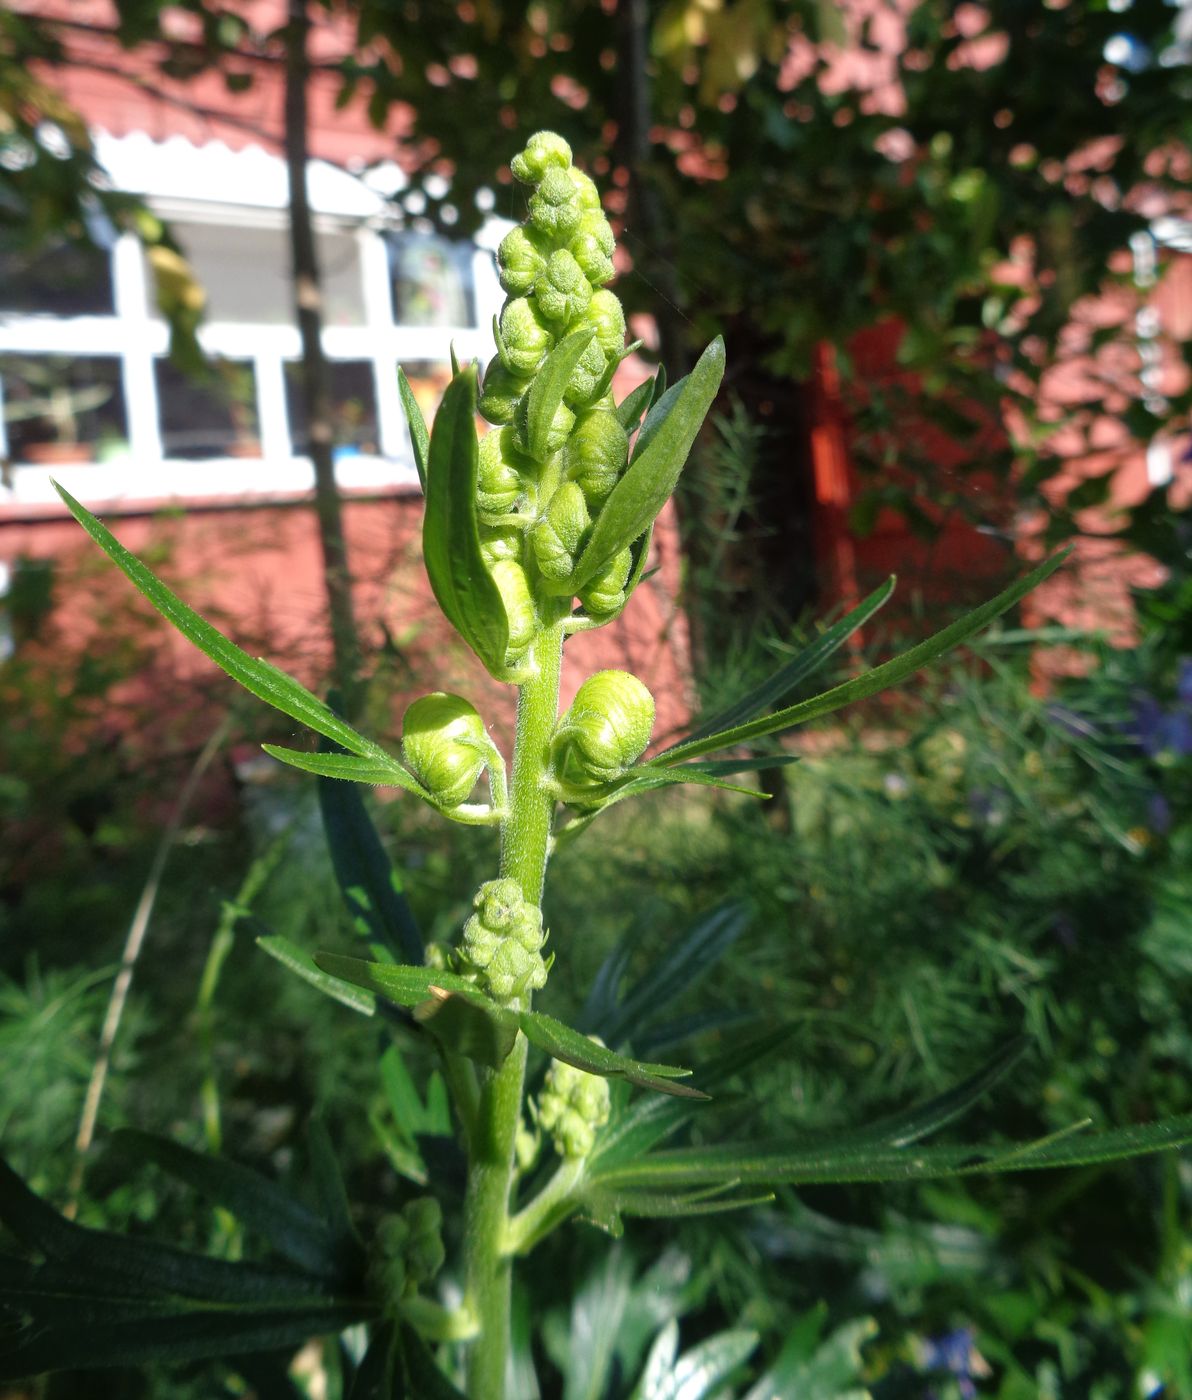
<box><xmin>1177</xmin><ymin>657</ymin><xmax>1192</xmax><ymax>706</ymax></box>
<box><xmin>922</xmin><ymin>1327</ymin><xmax>980</xmax><ymax>1399</ymax></box>
<box><xmin>1147</xmin><ymin>791</ymin><xmax>1172</xmax><ymax>835</ymax></box>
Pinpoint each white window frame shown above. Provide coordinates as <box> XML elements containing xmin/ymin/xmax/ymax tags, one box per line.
<box><xmin>0</xmin><ymin>132</ymin><xmax>509</xmax><ymax>516</ymax></box>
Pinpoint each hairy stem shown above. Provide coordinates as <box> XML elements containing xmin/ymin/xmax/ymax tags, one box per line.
<box><xmin>463</xmin><ymin>622</ymin><xmax>564</xmax><ymax>1398</ymax></box>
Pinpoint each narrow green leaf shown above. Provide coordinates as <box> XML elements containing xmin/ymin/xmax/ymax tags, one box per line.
<box><xmin>517</xmin><ymin>1010</ymin><xmax>708</xmax><ymax>1099</ymax></box>
<box><xmin>307</xmin><ymin>1119</ymin><xmax>363</xmax><ymax>1259</ymax></box>
<box><xmin>423</xmin><ymin>368</ymin><xmax>508</xmax><ymax>676</ymax></box>
<box><xmin>256</xmin><ymin>935</ymin><xmax>377</xmax><ymax>1016</ymax></box>
<box><xmin>659</xmin><ymin>576</ymin><xmax>896</xmax><ymax>754</ymax></box>
<box><xmin>398</xmin><ymin>1324</ymin><xmax>469</xmax><ymax>1398</ymax></box>
<box><xmin>588</xmin><ymin>339</ymin><xmax>644</xmax><ymax>406</ymax></box>
<box><xmin>263</xmin><ymin>745</ymin><xmax>427</xmax><ymax>796</ymax></box>
<box><xmin>614</xmin><ymin>375</ymin><xmax>655</xmax><ymax>432</ymax></box>
<box><xmin>111</xmin><ymin>1130</ymin><xmax>337</xmax><ymax>1276</ymax></box>
<box><xmin>600</xmin><ymin>904</ymin><xmax>751</xmax><ymax>1049</ymax></box>
<box><xmin>525</xmin><ymin>326</ymin><xmax>597</xmax><ymax>462</ymax></box>
<box><xmin>566</xmin><ymin>337</ymin><xmax>725</xmax><ymax>594</ymax></box>
<box><xmin>53</xmin><ymin>483</ymin><xmax>394</xmax><ymax>761</ymax></box>
<box><xmin>673</xmin><ymin>755</ymin><xmax>801</xmax><ymax>779</ymax></box>
<box><xmin>657</xmin><ymin>550</ymin><xmax>1071</xmax><ymax>765</ymax></box>
<box><xmin>397</xmin><ymin>367</ymin><xmax>430</xmax><ymax>493</ymax></box>
<box><xmin>583</xmin><ymin>1184</ymin><xmax>774</xmax><ymax>1231</ymax></box>
<box><xmin>313</xmin><ymin>953</ymin><xmax>487</xmax><ymax>1008</ymax></box>
<box><xmin>318</xmin><ymin>763</ymin><xmax>423</xmax><ymax>963</ymax></box>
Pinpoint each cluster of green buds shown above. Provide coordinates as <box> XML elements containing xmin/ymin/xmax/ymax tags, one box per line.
<box><xmin>535</xmin><ymin>1049</ymin><xmax>612</xmax><ymax>1160</ymax></box>
<box><xmin>454</xmin><ymin>878</ymin><xmax>549</xmax><ymax>1003</ymax></box>
<box><xmin>372</xmin><ymin>1197</ymin><xmax>446</xmax><ymax>1307</ymax></box>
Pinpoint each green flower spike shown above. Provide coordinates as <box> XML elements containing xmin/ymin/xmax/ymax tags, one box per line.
<box><xmin>498</xmin><ymin>298</ymin><xmax>553</xmax><ymax>376</ymax></box>
<box><xmin>536</xmin><ymin>250</ymin><xmax>593</xmax><ymax>326</ymax></box>
<box><xmin>458</xmin><ymin>878</ymin><xmax>548</xmax><ymax>1002</ymax></box>
<box><xmin>528</xmin><ymin>167</ymin><xmax>584</xmax><ymax>242</ymax></box>
<box><xmin>553</xmin><ymin>670</ymin><xmax>656</xmax><ymax>791</ymax></box>
<box><xmin>496</xmin><ymin>225</ymin><xmax>550</xmax><ymax>296</ymax></box>
<box><xmin>401</xmin><ymin>693</ymin><xmax>491</xmax><ymax>809</ymax></box>
<box><xmin>537</xmin><ymin>1049</ymin><xmax>612</xmax><ymax>1159</ymax></box>
<box><xmin>510</xmin><ymin>130</ymin><xmax>572</xmax><ymax>184</ymax></box>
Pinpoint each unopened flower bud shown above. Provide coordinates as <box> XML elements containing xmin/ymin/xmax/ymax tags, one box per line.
<box><xmin>537</xmin><ymin>1050</ymin><xmax>611</xmax><ymax>1159</ymax></box>
<box><xmin>489</xmin><ymin>558</ymin><xmax>536</xmax><ymax>661</ymax></box>
<box><xmin>569</xmin><ymin>211</ymin><xmax>616</xmax><ymax>286</ymax></box>
<box><xmin>531</xmin><ymin>482</ymin><xmax>589</xmax><ymax>582</ymax></box>
<box><xmin>513</xmin><ymin>393</ymin><xmax>574</xmax><ymax>461</ymax></box>
<box><xmin>478</xmin><ymin>427</ymin><xmax>533</xmax><ymax>514</ymax></box>
<box><xmin>459</xmin><ymin>878</ymin><xmax>548</xmax><ymax>1001</ymax></box>
<box><xmin>563</xmin><ymin>335</ymin><xmax>609</xmax><ymax>410</ymax></box>
<box><xmin>567</xmin><ymin>168</ymin><xmax>602</xmax><ymax>213</ymax></box>
<box><xmin>578</xmin><ymin>547</ymin><xmax>632</xmax><ymax>619</ymax></box>
<box><xmin>499</xmin><ymin>297</ymin><xmax>553</xmax><ymax>376</ymax></box>
<box><xmin>479</xmin><ymin>523</ymin><xmax>522</xmax><ymax>565</ymax></box>
<box><xmin>497</xmin><ymin>225</ymin><xmax>549</xmax><ymax>296</ymax></box>
<box><xmin>577</xmin><ymin>289</ymin><xmax>627</xmax><ymax>357</ymax></box>
<box><xmin>401</xmin><ymin>692</ymin><xmax>489</xmax><ymax>808</ymax></box>
<box><xmin>511</xmin><ymin>130</ymin><xmax>572</xmax><ymax>185</ymax></box>
<box><xmin>564</xmin><ymin>410</ymin><xmax>627</xmax><ymax>506</ymax></box>
<box><xmin>529</xmin><ymin>167</ymin><xmax>582</xmax><ymax>243</ymax></box>
<box><xmin>556</xmin><ymin>670</ymin><xmax>654</xmax><ymax>786</ymax></box>
<box><xmin>535</xmin><ymin>250</ymin><xmax>592</xmax><ymax>325</ymax></box>
<box><xmin>478</xmin><ymin>356</ymin><xmax>530</xmax><ymax>425</ymax></box>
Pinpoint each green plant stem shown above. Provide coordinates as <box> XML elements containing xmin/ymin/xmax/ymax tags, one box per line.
<box><xmin>463</xmin><ymin>621</ymin><xmax>564</xmax><ymax>1399</ymax></box>
<box><xmin>502</xmin><ymin>1155</ymin><xmax>584</xmax><ymax>1256</ymax></box>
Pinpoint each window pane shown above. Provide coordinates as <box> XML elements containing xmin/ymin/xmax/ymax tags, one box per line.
<box><xmin>285</xmin><ymin>360</ymin><xmax>379</xmax><ymax>456</ymax></box>
<box><xmin>389</xmin><ymin>236</ymin><xmax>474</xmax><ymax>327</ymax></box>
<box><xmin>168</xmin><ymin>222</ymin><xmax>365</xmax><ymax>326</ymax></box>
<box><xmin>0</xmin><ymin>354</ymin><xmax>127</xmax><ymax>463</ymax></box>
<box><xmin>0</xmin><ymin>236</ymin><xmax>115</xmax><ymax>316</ymax></box>
<box><xmin>154</xmin><ymin>358</ymin><xmax>260</xmax><ymax>459</ymax></box>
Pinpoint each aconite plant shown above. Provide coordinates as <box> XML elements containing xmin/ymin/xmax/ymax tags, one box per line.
<box><xmin>6</xmin><ymin>131</ymin><xmax>1192</xmax><ymax>1397</ymax></box>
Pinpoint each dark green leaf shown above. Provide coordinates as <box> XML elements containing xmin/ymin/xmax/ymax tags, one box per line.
<box><xmin>347</xmin><ymin>1324</ymin><xmax>397</xmax><ymax>1400</ymax></box>
<box><xmin>111</xmin><ymin>1131</ymin><xmax>337</xmax><ymax>1277</ymax></box>
<box><xmin>565</xmin><ymin>337</ymin><xmax>725</xmax><ymax>594</ymax></box>
<box><xmin>657</xmin><ymin>551</ymin><xmax>1071</xmax><ymax>764</ymax></box>
<box><xmin>54</xmin><ymin>483</ymin><xmax>395</xmax><ymax>761</ymax></box>
<box><xmin>525</xmin><ymin>326</ymin><xmax>597</xmax><ymax>462</ymax></box>
<box><xmin>659</xmin><ymin>576</ymin><xmax>896</xmax><ymax>754</ymax></box>
<box><xmin>397</xmin><ymin>1324</ymin><xmax>468</xmax><ymax>1398</ymax></box>
<box><xmin>582</xmin><ymin>1183</ymin><xmax>774</xmax><ymax>1234</ymax></box>
<box><xmin>257</xmin><ymin>935</ymin><xmax>377</xmax><ymax>1016</ymax></box>
<box><xmin>318</xmin><ymin>763</ymin><xmax>423</xmax><ymax>963</ymax></box>
<box><xmin>415</xmin><ymin>987</ymin><xmax>521</xmax><ymax>1068</ymax></box>
<box><xmin>262</xmin><ymin>745</ymin><xmax>426</xmax><ymax>795</ymax></box>
<box><xmin>313</xmin><ymin>953</ymin><xmax>487</xmax><ymax>1008</ymax></box>
<box><xmin>307</xmin><ymin>1119</ymin><xmax>363</xmax><ymax>1260</ymax></box>
<box><xmin>614</xmin><ymin>375</ymin><xmax>657</xmax><ymax>432</ymax></box>
<box><xmin>423</xmin><ymin>367</ymin><xmax>508</xmax><ymax>676</ymax></box>
<box><xmin>397</xmin><ymin>368</ymin><xmax>430</xmax><ymax>493</ymax></box>
<box><xmin>517</xmin><ymin>1010</ymin><xmax>707</xmax><ymax>1099</ymax></box>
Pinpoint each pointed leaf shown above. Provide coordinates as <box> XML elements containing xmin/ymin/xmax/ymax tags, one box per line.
<box><xmin>313</xmin><ymin>953</ymin><xmax>490</xmax><ymax>1008</ymax></box>
<box><xmin>657</xmin><ymin>551</ymin><xmax>1071</xmax><ymax>765</ymax></box>
<box><xmin>318</xmin><ymin>764</ymin><xmax>423</xmax><ymax>963</ymax></box>
<box><xmin>518</xmin><ymin>1010</ymin><xmax>707</xmax><ymax>1099</ymax></box>
<box><xmin>398</xmin><ymin>1324</ymin><xmax>469</xmax><ymax>1398</ymax></box>
<box><xmin>525</xmin><ymin>326</ymin><xmax>598</xmax><ymax>462</ymax></box>
<box><xmin>111</xmin><ymin>1130</ymin><xmax>337</xmax><ymax>1276</ymax></box>
<box><xmin>307</xmin><ymin>1119</ymin><xmax>364</xmax><ymax>1260</ymax></box>
<box><xmin>660</xmin><ymin>576</ymin><xmax>896</xmax><ymax>754</ymax></box>
<box><xmin>423</xmin><ymin>368</ymin><xmax>508</xmax><ymax>676</ymax></box>
<box><xmin>397</xmin><ymin>367</ymin><xmax>430</xmax><ymax>493</ymax></box>
<box><xmin>415</xmin><ymin>986</ymin><xmax>521</xmax><ymax>1068</ymax></box>
<box><xmin>257</xmin><ymin>935</ymin><xmax>377</xmax><ymax>1016</ymax></box>
<box><xmin>566</xmin><ymin>337</ymin><xmax>725</xmax><ymax>594</ymax></box>
<box><xmin>263</xmin><ymin>745</ymin><xmax>427</xmax><ymax>796</ymax></box>
<box><xmin>614</xmin><ymin>375</ymin><xmax>656</xmax><ymax>432</ymax></box>
<box><xmin>54</xmin><ymin>483</ymin><xmax>395</xmax><ymax>761</ymax></box>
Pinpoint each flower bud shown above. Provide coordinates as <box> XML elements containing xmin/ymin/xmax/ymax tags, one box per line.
<box><xmin>530</xmin><ymin>482</ymin><xmax>589</xmax><ymax>582</ymax></box>
<box><xmin>537</xmin><ymin>1050</ymin><xmax>611</xmax><ymax>1159</ymax></box>
<box><xmin>535</xmin><ymin>250</ymin><xmax>592</xmax><ymax>325</ymax></box>
<box><xmin>513</xmin><ymin>392</ymin><xmax>574</xmax><ymax>461</ymax></box>
<box><xmin>528</xmin><ymin>167</ymin><xmax>582</xmax><ymax>243</ymax></box>
<box><xmin>511</xmin><ymin>130</ymin><xmax>572</xmax><ymax>184</ymax></box>
<box><xmin>478</xmin><ymin>356</ymin><xmax>530</xmax><ymax>425</ymax></box>
<box><xmin>556</xmin><ymin>670</ymin><xmax>655</xmax><ymax>786</ymax></box>
<box><xmin>375</xmin><ymin>1197</ymin><xmax>445</xmax><ymax>1300</ymax></box>
<box><xmin>478</xmin><ymin>426</ymin><xmax>533</xmax><ymax>514</ymax></box>
<box><xmin>564</xmin><ymin>410</ymin><xmax>628</xmax><ymax>507</ymax></box>
<box><xmin>489</xmin><ymin>558</ymin><xmax>536</xmax><ymax>660</ymax></box>
<box><xmin>578</xmin><ymin>547</ymin><xmax>632</xmax><ymax>619</ymax></box>
<box><xmin>563</xmin><ymin>334</ymin><xmax>609</xmax><ymax>410</ymax></box>
<box><xmin>569</xmin><ymin>211</ymin><xmax>616</xmax><ymax>286</ymax></box>
<box><xmin>497</xmin><ymin>225</ymin><xmax>549</xmax><ymax>296</ymax></box>
<box><xmin>401</xmin><ymin>693</ymin><xmax>489</xmax><ymax>807</ymax></box>
<box><xmin>479</xmin><ymin>523</ymin><xmax>522</xmax><ymax>565</ymax></box>
<box><xmin>499</xmin><ymin>297</ymin><xmax>553</xmax><ymax>376</ymax></box>
<box><xmin>577</xmin><ymin>289</ymin><xmax>627</xmax><ymax>357</ymax></box>
<box><xmin>567</xmin><ymin>168</ymin><xmax>602</xmax><ymax>213</ymax></box>
<box><xmin>459</xmin><ymin>878</ymin><xmax>548</xmax><ymax>1001</ymax></box>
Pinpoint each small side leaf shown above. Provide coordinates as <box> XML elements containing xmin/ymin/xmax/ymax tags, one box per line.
<box><xmin>566</xmin><ymin>337</ymin><xmax>725</xmax><ymax>595</ymax></box>
<box><xmin>423</xmin><ymin>368</ymin><xmax>509</xmax><ymax>676</ymax></box>
<box><xmin>257</xmin><ymin>935</ymin><xmax>377</xmax><ymax>1016</ymax></box>
<box><xmin>525</xmin><ymin>326</ymin><xmax>597</xmax><ymax>462</ymax></box>
<box><xmin>263</xmin><ymin>745</ymin><xmax>428</xmax><ymax>796</ymax></box>
<box><xmin>614</xmin><ymin>375</ymin><xmax>657</xmax><ymax>433</ymax></box>
<box><xmin>518</xmin><ymin>1010</ymin><xmax>708</xmax><ymax>1099</ymax></box>
<box><xmin>54</xmin><ymin>483</ymin><xmax>395</xmax><ymax>762</ymax></box>
<box><xmin>397</xmin><ymin>368</ymin><xmax>430</xmax><ymax>493</ymax></box>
